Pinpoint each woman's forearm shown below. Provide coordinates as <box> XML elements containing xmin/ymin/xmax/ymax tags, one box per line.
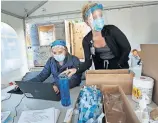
<box><xmin>76</xmin><ymin>59</ymin><xmax>92</xmax><ymax>73</ymax></box>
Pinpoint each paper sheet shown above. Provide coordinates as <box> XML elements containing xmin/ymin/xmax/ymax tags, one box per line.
<box><xmin>18</xmin><ymin>108</ymin><xmax>60</xmax><ymax>123</ymax></box>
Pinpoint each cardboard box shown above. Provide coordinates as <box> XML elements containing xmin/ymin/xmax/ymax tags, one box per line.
<box><xmin>99</xmin><ymin>85</ymin><xmax>140</xmax><ymax>123</ymax></box>
<box><xmin>70</xmin><ymin>85</ymin><xmax>140</xmax><ymax>123</ymax></box>
<box><xmin>86</xmin><ymin>69</ymin><xmax>134</xmax><ymax>95</ymax></box>
<box><xmin>86</xmin><ymin>69</ymin><xmax>130</xmax><ymax>74</ymax></box>
<box><xmin>141</xmin><ymin>44</ymin><xmax>158</xmax><ymax>105</ymax></box>
<box><xmin>70</xmin><ymin>86</ymin><xmax>104</xmax><ymax>123</ymax></box>
<box><xmin>69</xmin><ymin>69</ymin><xmax>139</xmax><ymax>122</ymax></box>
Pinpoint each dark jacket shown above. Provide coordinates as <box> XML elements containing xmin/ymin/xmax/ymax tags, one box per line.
<box><xmin>77</xmin><ymin>25</ymin><xmax>131</xmax><ymax>73</ymax></box>
<box><xmin>28</xmin><ymin>54</ymin><xmax>81</xmax><ymax>89</ymax></box>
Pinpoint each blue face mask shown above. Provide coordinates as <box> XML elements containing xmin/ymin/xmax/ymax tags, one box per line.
<box><xmin>93</xmin><ymin>17</ymin><xmax>104</xmax><ymax>31</ymax></box>
<box><xmin>54</xmin><ymin>54</ymin><xmax>65</xmax><ymax>62</ymax></box>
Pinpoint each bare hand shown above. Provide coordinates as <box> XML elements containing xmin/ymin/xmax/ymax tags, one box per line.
<box><xmin>61</xmin><ymin>68</ymin><xmax>77</xmax><ymax>77</ymax></box>
<box><xmin>53</xmin><ymin>85</ymin><xmax>59</xmax><ymax>94</ymax></box>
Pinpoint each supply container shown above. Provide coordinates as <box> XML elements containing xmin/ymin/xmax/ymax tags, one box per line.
<box><xmin>132</xmin><ymin>76</ymin><xmax>154</xmax><ymax>104</ymax></box>
<box><xmin>130</xmin><ymin>65</ymin><xmax>142</xmax><ymax>78</ymax></box>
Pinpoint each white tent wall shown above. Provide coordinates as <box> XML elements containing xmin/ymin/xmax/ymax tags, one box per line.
<box><xmin>27</xmin><ymin>4</ymin><xmax>158</xmax><ymax>49</ymax></box>
<box><xmin>1</xmin><ymin>13</ymin><xmax>29</xmax><ymax>84</ymax></box>
<box><xmin>106</xmin><ymin>5</ymin><xmax>158</xmax><ymax>49</ymax></box>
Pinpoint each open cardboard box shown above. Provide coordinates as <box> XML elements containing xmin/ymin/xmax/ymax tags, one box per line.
<box><xmin>69</xmin><ymin>85</ymin><xmax>140</xmax><ymax>123</ymax></box>
<box><xmin>99</xmin><ymin>85</ymin><xmax>140</xmax><ymax>123</ymax></box>
<box><xmin>86</xmin><ymin>69</ymin><xmax>134</xmax><ymax>95</ymax></box>
<box><xmin>69</xmin><ymin>85</ymin><xmax>104</xmax><ymax>123</ymax></box>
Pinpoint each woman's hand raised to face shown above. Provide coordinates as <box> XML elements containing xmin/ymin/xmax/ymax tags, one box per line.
<box><xmin>61</xmin><ymin>68</ymin><xmax>77</xmax><ymax>78</ymax></box>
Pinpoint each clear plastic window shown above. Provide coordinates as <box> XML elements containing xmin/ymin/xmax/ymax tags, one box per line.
<box><xmin>1</xmin><ymin>22</ymin><xmax>21</xmax><ymax>73</ymax></box>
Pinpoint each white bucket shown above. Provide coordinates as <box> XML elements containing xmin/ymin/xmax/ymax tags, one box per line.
<box><xmin>132</xmin><ymin>76</ymin><xmax>154</xmax><ymax>104</ymax></box>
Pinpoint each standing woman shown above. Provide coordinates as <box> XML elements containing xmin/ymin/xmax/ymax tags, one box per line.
<box><xmin>63</xmin><ymin>3</ymin><xmax>131</xmax><ymax>77</ymax></box>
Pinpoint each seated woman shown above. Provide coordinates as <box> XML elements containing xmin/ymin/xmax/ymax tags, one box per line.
<box><xmin>28</xmin><ymin>39</ymin><xmax>82</xmax><ymax>94</ymax></box>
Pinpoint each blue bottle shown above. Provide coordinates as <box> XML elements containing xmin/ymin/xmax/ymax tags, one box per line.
<box><xmin>58</xmin><ymin>74</ymin><xmax>71</xmax><ymax>106</ymax></box>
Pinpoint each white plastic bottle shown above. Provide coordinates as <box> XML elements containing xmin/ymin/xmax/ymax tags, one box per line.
<box><xmin>72</xmin><ymin>109</ymin><xmax>79</xmax><ymax>123</ymax></box>
<box><xmin>139</xmin><ymin>95</ymin><xmax>150</xmax><ymax>123</ymax></box>
<box><xmin>132</xmin><ymin>64</ymin><xmax>142</xmax><ymax>78</ymax></box>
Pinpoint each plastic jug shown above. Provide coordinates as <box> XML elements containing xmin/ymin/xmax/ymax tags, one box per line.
<box><xmin>58</xmin><ymin>74</ymin><xmax>71</xmax><ymax>106</ymax></box>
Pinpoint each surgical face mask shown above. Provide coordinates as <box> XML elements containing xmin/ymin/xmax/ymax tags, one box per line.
<box><xmin>93</xmin><ymin>17</ymin><xmax>104</xmax><ymax>31</ymax></box>
<box><xmin>53</xmin><ymin>54</ymin><xmax>65</xmax><ymax>62</ymax></box>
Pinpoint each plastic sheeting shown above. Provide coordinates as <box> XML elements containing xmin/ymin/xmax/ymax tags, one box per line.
<box><xmin>1</xmin><ymin>22</ymin><xmax>21</xmax><ymax>74</ymax></box>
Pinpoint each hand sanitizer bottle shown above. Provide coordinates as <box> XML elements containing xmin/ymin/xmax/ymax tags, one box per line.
<box><xmin>139</xmin><ymin>95</ymin><xmax>149</xmax><ymax>123</ymax></box>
